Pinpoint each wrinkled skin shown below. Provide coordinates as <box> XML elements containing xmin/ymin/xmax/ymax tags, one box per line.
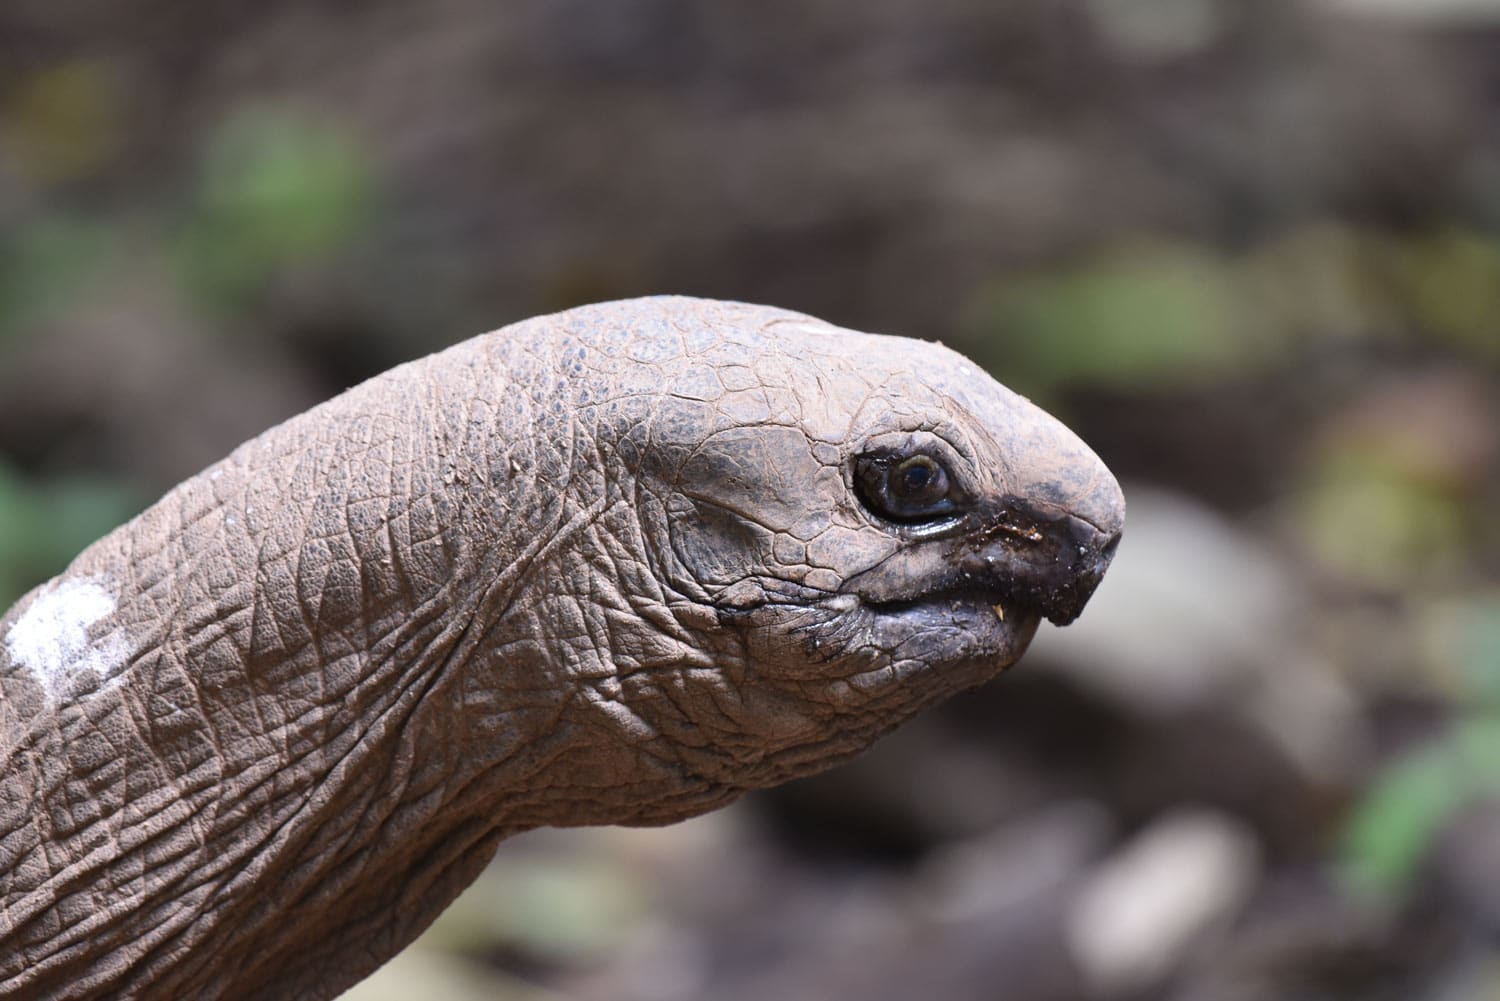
<box><xmin>0</xmin><ymin>298</ymin><xmax>1123</xmax><ymax>1000</ymax></box>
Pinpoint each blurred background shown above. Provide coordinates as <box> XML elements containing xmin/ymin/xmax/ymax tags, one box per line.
<box><xmin>2</xmin><ymin>0</ymin><xmax>1499</xmax><ymax>998</ymax></box>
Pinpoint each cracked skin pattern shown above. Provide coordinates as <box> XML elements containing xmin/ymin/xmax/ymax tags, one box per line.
<box><xmin>0</xmin><ymin>297</ymin><xmax>1123</xmax><ymax>1000</ymax></box>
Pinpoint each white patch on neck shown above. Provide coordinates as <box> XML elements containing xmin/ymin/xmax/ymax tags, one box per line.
<box><xmin>4</xmin><ymin>576</ymin><xmax>129</xmax><ymax>702</ymax></box>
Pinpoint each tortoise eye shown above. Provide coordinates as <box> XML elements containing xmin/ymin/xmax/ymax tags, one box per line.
<box><xmin>854</xmin><ymin>452</ymin><xmax>957</xmax><ymax>523</ymax></box>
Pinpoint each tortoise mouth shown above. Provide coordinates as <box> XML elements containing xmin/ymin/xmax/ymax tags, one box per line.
<box><xmin>859</xmin><ymin>584</ymin><xmax>1043</xmax><ymax>666</ymax></box>
<box><xmin>863</xmin><ymin>584</ymin><xmax>1031</xmax><ymax>627</ymax></box>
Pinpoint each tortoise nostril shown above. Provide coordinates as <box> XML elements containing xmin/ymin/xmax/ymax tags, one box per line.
<box><xmin>1100</xmin><ymin>532</ymin><xmax>1121</xmax><ymax>561</ymax></box>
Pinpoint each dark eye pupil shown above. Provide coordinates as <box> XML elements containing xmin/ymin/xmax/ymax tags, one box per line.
<box><xmin>896</xmin><ymin>457</ymin><xmax>937</xmax><ymax>496</ymax></box>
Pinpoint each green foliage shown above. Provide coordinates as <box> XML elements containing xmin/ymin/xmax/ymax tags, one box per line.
<box><xmin>1387</xmin><ymin>229</ymin><xmax>1500</xmax><ymax>361</ymax></box>
<box><xmin>0</xmin><ymin>217</ymin><xmax>114</xmax><ymax>346</ymax></box>
<box><xmin>1341</xmin><ymin>742</ymin><xmax>1465</xmax><ymax>900</ymax></box>
<box><xmin>0</xmin><ymin>461</ymin><xmax>141</xmax><ymax>610</ymax></box>
<box><xmin>0</xmin><ymin>102</ymin><xmax>376</xmax><ymax>613</ymax></box>
<box><xmin>174</xmin><ymin>107</ymin><xmax>375</xmax><ymax>307</ymax></box>
<box><xmin>1295</xmin><ymin>447</ymin><xmax>1470</xmax><ymax>587</ymax></box>
<box><xmin>966</xmin><ymin>241</ymin><xmax>1261</xmax><ymax>393</ymax></box>
<box><xmin>1341</xmin><ymin>595</ymin><xmax>1500</xmax><ymax>899</ymax></box>
<box><xmin>962</xmin><ymin>224</ymin><xmax>1500</xmax><ymax>401</ymax></box>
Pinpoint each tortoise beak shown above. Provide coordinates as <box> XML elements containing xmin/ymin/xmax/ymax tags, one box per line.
<box><xmin>967</xmin><ymin>503</ymin><xmax>1122</xmax><ymax>626</ymax></box>
<box><xmin>843</xmin><ymin>498</ymin><xmax>1122</xmax><ymax>628</ymax></box>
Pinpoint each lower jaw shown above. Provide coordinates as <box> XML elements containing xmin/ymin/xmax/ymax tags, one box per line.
<box><xmin>864</xmin><ymin>592</ymin><xmax>1042</xmax><ymax>665</ymax></box>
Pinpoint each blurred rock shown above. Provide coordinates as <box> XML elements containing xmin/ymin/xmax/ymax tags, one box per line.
<box><xmin>1168</xmin><ymin>869</ymin><xmax>1458</xmax><ymax>1001</ymax></box>
<box><xmin>1036</xmin><ymin>487</ymin><xmax>1293</xmax><ymax>711</ymax></box>
<box><xmin>912</xmin><ymin>800</ymin><xmax>1112</xmax><ymax>925</ymax></box>
<box><xmin>1033</xmin><ymin>486</ymin><xmax>1367</xmax><ymax>786</ymax></box>
<box><xmin>1084</xmin><ymin>0</ymin><xmax>1230</xmax><ymax>60</ymax></box>
<box><xmin>1065</xmin><ymin>809</ymin><xmax>1262</xmax><ymax>995</ymax></box>
<box><xmin>339</xmin><ymin>947</ymin><xmax>559</xmax><ymax>1001</ymax></box>
<box><xmin>1323</xmin><ymin>0</ymin><xmax>1500</xmax><ymax>23</ymax></box>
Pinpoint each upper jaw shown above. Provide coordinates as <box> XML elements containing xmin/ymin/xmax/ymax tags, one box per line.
<box><xmin>846</xmin><ymin>497</ymin><xmax>1122</xmax><ymax>628</ymax></box>
<box><xmin>970</xmin><ymin>501</ymin><xmax>1121</xmax><ymax>626</ymax></box>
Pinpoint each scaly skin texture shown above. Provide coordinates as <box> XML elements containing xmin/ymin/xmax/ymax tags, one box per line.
<box><xmin>0</xmin><ymin>297</ymin><xmax>1123</xmax><ymax>1000</ymax></box>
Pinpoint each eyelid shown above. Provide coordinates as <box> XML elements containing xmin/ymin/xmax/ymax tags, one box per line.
<box><xmin>860</xmin><ymin>424</ymin><xmax>976</xmax><ymax>469</ymax></box>
<box><xmin>858</xmin><ymin>428</ymin><xmax>972</xmax><ymax>470</ymax></box>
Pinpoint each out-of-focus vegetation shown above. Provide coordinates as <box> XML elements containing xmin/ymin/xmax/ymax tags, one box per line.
<box><xmin>175</xmin><ymin>108</ymin><xmax>375</xmax><ymax>309</ymax></box>
<box><xmin>2</xmin><ymin>0</ymin><xmax>1499</xmax><ymax>998</ymax></box>
<box><xmin>0</xmin><ymin>459</ymin><xmax>138</xmax><ymax>607</ymax></box>
<box><xmin>967</xmin><ymin>226</ymin><xmax>1500</xmax><ymax>397</ymax></box>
